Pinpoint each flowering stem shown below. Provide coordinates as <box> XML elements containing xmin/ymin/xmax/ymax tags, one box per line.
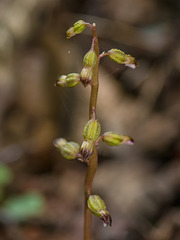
<box><xmin>84</xmin><ymin>23</ymin><xmax>100</xmax><ymax>240</ymax></box>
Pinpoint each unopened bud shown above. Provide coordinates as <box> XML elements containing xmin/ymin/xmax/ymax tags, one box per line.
<box><xmin>83</xmin><ymin>117</ymin><xmax>101</xmax><ymax>142</ymax></box>
<box><xmin>102</xmin><ymin>131</ymin><xmax>134</xmax><ymax>146</ymax></box>
<box><xmin>83</xmin><ymin>49</ymin><xmax>97</xmax><ymax>67</ymax></box>
<box><xmin>108</xmin><ymin>49</ymin><xmax>137</xmax><ymax>68</ymax></box>
<box><xmin>73</xmin><ymin>20</ymin><xmax>86</xmax><ymax>32</ymax></box>
<box><xmin>67</xmin><ymin>20</ymin><xmax>86</xmax><ymax>39</ymax></box>
<box><xmin>124</xmin><ymin>54</ymin><xmax>137</xmax><ymax>69</ymax></box>
<box><xmin>88</xmin><ymin>195</ymin><xmax>112</xmax><ymax>227</ymax></box>
<box><xmin>66</xmin><ymin>73</ymin><xmax>80</xmax><ymax>87</ymax></box>
<box><xmin>60</xmin><ymin>141</ymin><xmax>80</xmax><ymax>160</ymax></box>
<box><xmin>80</xmin><ymin>140</ymin><xmax>94</xmax><ymax>162</ymax></box>
<box><xmin>108</xmin><ymin>49</ymin><xmax>126</xmax><ymax>63</ymax></box>
<box><xmin>55</xmin><ymin>75</ymin><xmax>67</xmax><ymax>87</ymax></box>
<box><xmin>80</xmin><ymin>67</ymin><xmax>93</xmax><ymax>87</ymax></box>
<box><xmin>55</xmin><ymin>73</ymin><xmax>80</xmax><ymax>88</ymax></box>
<box><xmin>53</xmin><ymin>138</ymin><xmax>67</xmax><ymax>150</ymax></box>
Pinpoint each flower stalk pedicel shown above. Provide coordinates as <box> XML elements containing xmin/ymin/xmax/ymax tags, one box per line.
<box><xmin>54</xmin><ymin>20</ymin><xmax>137</xmax><ymax>240</ymax></box>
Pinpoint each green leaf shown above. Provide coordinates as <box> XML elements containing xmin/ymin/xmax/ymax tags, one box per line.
<box><xmin>2</xmin><ymin>192</ymin><xmax>45</xmax><ymax>220</ymax></box>
<box><xmin>0</xmin><ymin>163</ymin><xmax>13</xmax><ymax>186</ymax></box>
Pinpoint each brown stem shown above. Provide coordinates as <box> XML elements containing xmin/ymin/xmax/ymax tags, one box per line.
<box><xmin>84</xmin><ymin>146</ymin><xmax>98</xmax><ymax>240</ymax></box>
<box><xmin>84</xmin><ymin>23</ymin><xmax>100</xmax><ymax>240</ymax></box>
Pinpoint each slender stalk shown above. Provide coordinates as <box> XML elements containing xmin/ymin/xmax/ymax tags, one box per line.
<box><xmin>89</xmin><ymin>24</ymin><xmax>100</xmax><ymax>118</ymax></box>
<box><xmin>84</xmin><ymin>24</ymin><xmax>100</xmax><ymax>240</ymax></box>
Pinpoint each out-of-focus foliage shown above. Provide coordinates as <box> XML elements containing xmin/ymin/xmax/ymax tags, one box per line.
<box><xmin>0</xmin><ymin>163</ymin><xmax>13</xmax><ymax>186</ymax></box>
<box><xmin>2</xmin><ymin>192</ymin><xmax>45</xmax><ymax>220</ymax></box>
<box><xmin>0</xmin><ymin>163</ymin><xmax>13</xmax><ymax>201</ymax></box>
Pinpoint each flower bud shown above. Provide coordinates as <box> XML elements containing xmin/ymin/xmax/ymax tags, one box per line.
<box><xmin>60</xmin><ymin>141</ymin><xmax>80</xmax><ymax>160</ymax></box>
<box><xmin>55</xmin><ymin>75</ymin><xmax>67</xmax><ymax>87</ymax></box>
<box><xmin>88</xmin><ymin>195</ymin><xmax>112</xmax><ymax>227</ymax></box>
<box><xmin>80</xmin><ymin>140</ymin><xmax>94</xmax><ymax>162</ymax></box>
<box><xmin>67</xmin><ymin>20</ymin><xmax>86</xmax><ymax>39</ymax></box>
<box><xmin>83</xmin><ymin>49</ymin><xmax>97</xmax><ymax>67</ymax></box>
<box><xmin>124</xmin><ymin>54</ymin><xmax>137</xmax><ymax>69</ymax></box>
<box><xmin>73</xmin><ymin>20</ymin><xmax>86</xmax><ymax>33</ymax></box>
<box><xmin>108</xmin><ymin>49</ymin><xmax>126</xmax><ymax>63</ymax></box>
<box><xmin>83</xmin><ymin>118</ymin><xmax>101</xmax><ymax>142</ymax></box>
<box><xmin>108</xmin><ymin>49</ymin><xmax>137</xmax><ymax>68</ymax></box>
<box><xmin>80</xmin><ymin>67</ymin><xmax>93</xmax><ymax>87</ymax></box>
<box><xmin>65</xmin><ymin>73</ymin><xmax>80</xmax><ymax>87</ymax></box>
<box><xmin>55</xmin><ymin>73</ymin><xmax>80</xmax><ymax>88</ymax></box>
<box><xmin>102</xmin><ymin>131</ymin><xmax>134</xmax><ymax>146</ymax></box>
<box><xmin>53</xmin><ymin>138</ymin><xmax>67</xmax><ymax>150</ymax></box>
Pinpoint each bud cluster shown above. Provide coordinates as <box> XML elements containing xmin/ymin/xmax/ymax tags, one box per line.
<box><xmin>54</xmin><ymin>20</ymin><xmax>138</xmax><ymax>231</ymax></box>
<box><xmin>80</xmin><ymin>38</ymin><xmax>97</xmax><ymax>87</ymax></box>
<box><xmin>77</xmin><ymin>113</ymin><xmax>101</xmax><ymax>162</ymax></box>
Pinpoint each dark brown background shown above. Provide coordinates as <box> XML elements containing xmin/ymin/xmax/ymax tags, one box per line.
<box><xmin>0</xmin><ymin>0</ymin><xmax>180</xmax><ymax>239</ymax></box>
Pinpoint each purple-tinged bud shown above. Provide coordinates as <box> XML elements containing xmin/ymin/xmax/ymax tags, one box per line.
<box><xmin>108</xmin><ymin>49</ymin><xmax>138</xmax><ymax>68</ymax></box>
<box><xmin>83</xmin><ymin>117</ymin><xmax>101</xmax><ymax>142</ymax></box>
<box><xmin>88</xmin><ymin>195</ymin><xmax>112</xmax><ymax>227</ymax></box>
<box><xmin>80</xmin><ymin>140</ymin><xmax>94</xmax><ymax>162</ymax></box>
<box><xmin>60</xmin><ymin>141</ymin><xmax>80</xmax><ymax>160</ymax></box>
<box><xmin>102</xmin><ymin>131</ymin><xmax>134</xmax><ymax>146</ymax></box>
<box><xmin>124</xmin><ymin>54</ymin><xmax>137</xmax><ymax>69</ymax></box>
<box><xmin>100</xmin><ymin>210</ymin><xmax>112</xmax><ymax>227</ymax></box>
<box><xmin>67</xmin><ymin>20</ymin><xmax>86</xmax><ymax>39</ymax></box>
<box><xmin>55</xmin><ymin>75</ymin><xmax>67</xmax><ymax>87</ymax></box>
<box><xmin>66</xmin><ymin>73</ymin><xmax>80</xmax><ymax>87</ymax></box>
<box><xmin>80</xmin><ymin>67</ymin><xmax>93</xmax><ymax>87</ymax></box>
<box><xmin>121</xmin><ymin>135</ymin><xmax>134</xmax><ymax>145</ymax></box>
<box><xmin>83</xmin><ymin>49</ymin><xmax>97</xmax><ymax>67</ymax></box>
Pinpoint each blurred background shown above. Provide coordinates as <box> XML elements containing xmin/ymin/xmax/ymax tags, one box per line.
<box><xmin>0</xmin><ymin>0</ymin><xmax>180</xmax><ymax>240</ymax></box>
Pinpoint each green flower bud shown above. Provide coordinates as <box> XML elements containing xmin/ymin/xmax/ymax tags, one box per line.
<box><xmin>53</xmin><ymin>138</ymin><xmax>67</xmax><ymax>150</ymax></box>
<box><xmin>55</xmin><ymin>73</ymin><xmax>80</xmax><ymax>88</ymax></box>
<box><xmin>102</xmin><ymin>131</ymin><xmax>134</xmax><ymax>146</ymax></box>
<box><xmin>108</xmin><ymin>49</ymin><xmax>137</xmax><ymax>68</ymax></box>
<box><xmin>66</xmin><ymin>73</ymin><xmax>80</xmax><ymax>87</ymax></box>
<box><xmin>88</xmin><ymin>195</ymin><xmax>112</xmax><ymax>227</ymax></box>
<box><xmin>80</xmin><ymin>67</ymin><xmax>93</xmax><ymax>87</ymax></box>
<box><xmin>83</xmin><ymin>49</ymin><xmax>97</xmax><ymax>67</ymax></box>
<box><xmin>83</xmin><ymin>117</ymin><xmax>101</xmax><ymax>142</ymax></box>
<box><xmin>60</xmin><ymin>141</ymin><xmax>80</xmax><ymax>160</ymax></box>
<box><xmin>108</xmin><ymin>49</ymin><xmax>126</xmax><ymax>64</ymax></box>
<box><xmin>80</xmin><ymin>140</ymin><xmax>94</xmax><ymax>162</ymax></box>
<box><xmin>73</xmin><ymin>20</ymin><xmax>86</xmax><ymax>33</ymax></box>
<box><xmin>55</xmin><ymin>75</ymin><xmax>67</xmax><ymax>87</ymax></box>
<box><xmin>67</xmin><ymin>20</ymin><xmax>86</xmax><ymax>39</ymax></box>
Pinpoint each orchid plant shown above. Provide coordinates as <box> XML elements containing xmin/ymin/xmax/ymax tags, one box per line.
<box><xmin>53</xmin><ymin>20</ymin><xmax>137</xmax><ymax>240</ymax></box>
